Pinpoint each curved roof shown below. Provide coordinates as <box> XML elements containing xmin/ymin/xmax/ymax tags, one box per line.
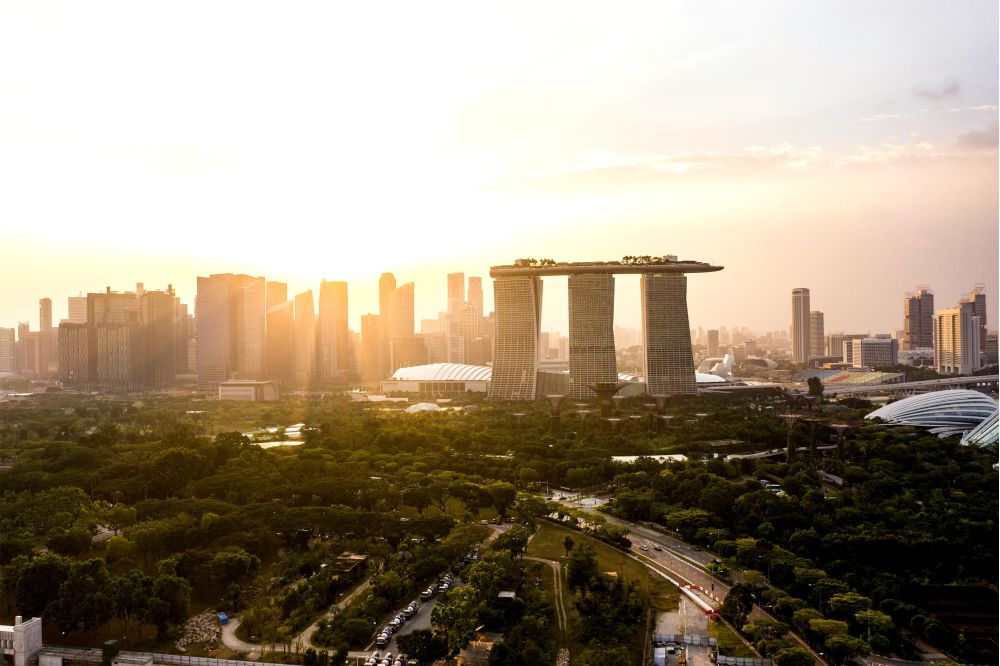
<box><xmin>960</xmin><ymin>408</ymin><xmax>998</xmax><ymax>446</ymax></box>
<box><xmin>391</xmin><ymin>363</ymin><xmax>492</xmax><ymax>382</ymax></box>
<box><xmin>866</xmin><ymin>389</ymin><xmax>998</xmax><ymax>438</ymax></box>
<box><xmin>404</xmin><ymin>402</ymin><xmax>442</xmax><ymax>413</ymax></box>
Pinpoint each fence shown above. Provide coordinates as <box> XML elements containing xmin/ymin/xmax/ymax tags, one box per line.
<box><xmin>717</xmin><ymin>656</ymin><xmax>772</xmax><ymax>666</ymax></box>
<box><xmin>41</xmin><ymin>647</ymin><xmax>289</xmax><ymax>666</ymax></box>
<box><xmin>652</xmin><ymin>634</ymin><xmax>718</xmax><ymax>647</ymax></box>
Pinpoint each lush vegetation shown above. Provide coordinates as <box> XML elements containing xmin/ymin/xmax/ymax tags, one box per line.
<box><xmin>1</xmin><ymin>389</ymin><xmax>996</xmax><ymax>664</ymax></box>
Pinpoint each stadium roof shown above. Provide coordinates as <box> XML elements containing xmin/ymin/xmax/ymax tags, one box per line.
<box><xmin>866</xmin><ymin>389</ymin><xmax>999</xmax><ymax>438</ymax></box>
<box><xmin>390</xmin><ymin>363</ymin><xmax>492</xmax><ymax>382</ymax></box>
<box><xmin>960</xmin><ymin>408</ymin><xmax>998</xmax><ymax>446</ymax></box>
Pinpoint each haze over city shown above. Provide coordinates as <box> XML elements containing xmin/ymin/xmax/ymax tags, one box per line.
<box><xmin>1</xmin><ymin>1</ymin><xmax>997</xmax><ymax>333</ymax></box>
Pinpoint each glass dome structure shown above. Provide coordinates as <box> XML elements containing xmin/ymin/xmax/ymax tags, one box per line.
<box><xmin>866</xmin><ymin>389</ymin><xmax>999</xmax><ymax>438</ymax></box>
<box><xmin>960</xmin><ymin>408</ymin><xmax>998</xmax><ymax>446</ymax></box>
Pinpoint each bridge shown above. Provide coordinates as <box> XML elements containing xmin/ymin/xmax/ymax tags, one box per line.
<box><xmin>700</xmin><ymin>374</ymin><xmax>998</xmax><ymax>397</ymax></box>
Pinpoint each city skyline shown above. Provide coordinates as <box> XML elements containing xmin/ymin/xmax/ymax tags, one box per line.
<box><xmin>0</xmin><ymin>2</ymin><xmax>997</xmax><ymax>334</ymax></box>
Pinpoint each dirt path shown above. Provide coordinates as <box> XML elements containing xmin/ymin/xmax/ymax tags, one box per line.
<box><xmin>293</xmin><ymin>578</ymin><xmax>372</xmax><ymax>649</ymax></box>
<box><xmin>219</xmin><ymin>618</ymin><xmax>262</xmax><ymax>659</ymax></box>
<box><xmin>524</xmin><ymin>556</ymin><xmax>566</xmax><ymax>632</ymax></box>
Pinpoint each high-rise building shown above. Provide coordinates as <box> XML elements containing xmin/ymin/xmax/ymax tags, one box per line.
<box><xmin>266</xmin><ymin>281</ymin><xmax>288</xmax><ymax>313</ymax></box>
<box><xmin>266</xmin><ymin>301</ymin><xmax>295</xmax><ymax>384</ymax></box>
<box><xmin>293</xmin><ymin>290</ymin><xmax>315</xmax><ymax>385</ymax></box>
<box><xmin>568</xmin><ymin>273</ymin><xmax>617</xmax><ymax>398</ymax></box>
<box><xmin>642</xmin><ymin>273</ymin><xmax>696</xmax><ymax>395</ymax></box>
<box><xmin>468</xmin><ymin>277</ymin><xmax>484</xmax><ymax>318</ymax></box>
<box><xmin>39</xmin><ymin>298</ymin><xmax>52</xmax><ymax>333</ymax></box>
<box><xmin>850</xmin><ymin>338</ymin><xmax>899</xmax><ymax>369</ymax></box>
<box><xmin>379</xmin><ymin>273</ymin><xmax>397</xmax><ymax>379</ymax></box>
<box><xmin>965</xmin><ymin>286</ymin><xmax>987</xmax><ymax>358</ymax></box>
<box><xmin>387</xmin><ymin>282</ymin><xmax>416</xmax><ymax>371</ymax></box>
<box><xmin>360</xmin><ymin>314</ymin><xmax>382</xmax><ymax>384</ymax></box>
<box><xmin>707</xmin><ymin>329</ymin><xmax>720</xmax><ymax>357</ymax></box>
<box><xmin>0</xmin><ymin>328</ymin><xmax>15</xmax><ymax>376</ymax></box>
<box><xmin>903</xmin><ymin>287</ymin><xmax>934</xmax><ymax>350</ymax></box>
<box><xmin>935</xmin><ymin>300</ymin><xmax>982</xmax><ymax>375</ymax></box>
<box><xmin>196</xmin><ymin>274</ymin><xmax>265</xmax><ymax>389</ymax></box>
<box><xmin>88</xmin><ymin>287</ymin><xmax>141</xmax><ymax>390</ymax></box>
<box><xmin>488</xmin><ymin>276</ymin><xmax>542</xmax><ymax>400</ymax></box>
<box><xmin>58</xmin><ymin>323</ymin><xmax>88</xmax><ymax>386</ymax></box>
<box><xmin>67</xmin><ymin>296</ymin><xmax>88</xmax><ymax>324</ymax></box>
<box><xmin>791</xmin><ymin>288</ymin><xmax>810</xmax><ymax>363</ymax></box>
<box><xmin>809</xmin><ymin>311</ymin><xmax>824</xmax><ymax>358</ymax></box>
<box><xmin>140</xmin><ymin>288</ymin><xmax>177</xmax><ymax>387</ymax></box>
<box><xmin>447</xmin><ymin>272</ymin><xmax>465</xmax><ymax>314</ymax></box>
<box><xmin>985</xmin><ymin>331</ymin><xmax>998</xmax><ymax>366</ymax></box>
<box><xmin>828</xmin><ymin>333</ymin><xmax>866</xmax><ymax>359</ymax></box>
<box><xmin>317</xmin><ymin>280</ymin><xmax>349</xmax><ymax>381</ymax></box>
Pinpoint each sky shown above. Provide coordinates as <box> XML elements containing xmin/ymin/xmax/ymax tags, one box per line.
<box><xmin>1</xmin><ymin>1</ymin><xmax>997</xmax><ymax>336</ymax></box>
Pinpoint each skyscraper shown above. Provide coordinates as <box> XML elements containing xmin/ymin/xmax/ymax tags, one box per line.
<box><xmin>196</xmin><ymin>274</ymin><xmax>265</xmax><ymax>389</ymax></box>
<box><xmin>360</xmin><ymin>314</ymin><xmax>382</xmax><ymax>384</ymax></box>
<box><xmin>903</xmin><ymin>286</ymin><xmax>934</xmax><ymax>350</ymax></box>
<box><xmin>387</xmin><ymin>282</ymin><xmax>421</xmax><ymax>370</ymax></box>
<box><xmin>293</xmin><ymin>290</ymin><xmax>315</xmax><ymax>385</ymax></box>
<box><xmin>58</xmin><ymin>322</ymin><xmax>88</xmax><ymax>386</ymax></box>
<box><xmin>379</xmin><ymin>272</ymin><xmax>396</xmax><ymax>379</ymax></box>
<box><xmin>67</xmin><ymin>296</ymin><xmax>88</xmax><ymax>324</ymax></box>
<box><xmin>568</xmin><ymin>273</ymin><xmax>617</xmax><ymax>397</ymax></box>
<box><xmin>266</xmin><ymin>281</ymin><xmax>288</xmax><ymax>312</ymax></box>
<box><xmin>39</xmin><ymin>298</ymin><xmax>52</xmax><ymax>333</ymax></box>
<box><xmin>88</xmin><ymin>287</ymin><xmax>141</xmax><ymax>390</ymax></box>
<box><xmin>791</xmin><ymin>288</ymin><xmax>810</xmax><ymax>363</ymax></box>
<box><xmin>488</xmin><ymin>275</ymin><xmax>542</xmax><ymax>400</ymax></box>
<box><xmin>707</xmin><ymin>329</ymin><xmax>720</xmax><ymax>357</ymax></box>
<box><xmin>447</xmin><ymin>272</ymin><xmax>465</xmax><ymax>314</ymax></box>
<box><xmin>935</xmin><ymin>300</ymin><xmax>982</xmax><ymax>375</ymax></box>
<box><xmin>317</xmin><ymin>280</ymin><xmax>349</xmax><ymax>381</ymax></box>
<box><xmin>965</xmin><ymin>285</ymin><xmax>987</xmax><ymax>358</ymax></box>
<box><xmin>467</xmin><ymin>277</ymin><xmax>483</xmax><ymax>318</ymax></box>
<box><xmin>642</xmin><ymin>273</ymin><xmax>696</xmax><ymax>395</ymax></box>
<box><xmin>140</xmin><ymin>288</ymin><xmax>177</xmax><ymax>387</ymax></box>
<box><xmin>0</xmin><ymin>328</ymin><xmax>14</xmax><ymax>376</ymax></box>
<box><xmin>266</xmin><ymin>300</ymin><xmax>295</xmax><ymax>384</ymax></box>
<box><xmin>809</xmin><ymin>311</ymin><xmax>824</xmax><ymax>358</ymax></box>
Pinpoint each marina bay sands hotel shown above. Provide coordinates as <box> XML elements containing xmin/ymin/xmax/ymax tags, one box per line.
<box><xmin>487</xmin><ymin>256</ymin><xmax>723</xmax><ymax>400</ymax></box>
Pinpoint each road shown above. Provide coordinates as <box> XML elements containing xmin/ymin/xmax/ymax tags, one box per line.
<box><xmin>293</xmin><ymin>578</ymin><xmax>371</xmax><ymax>650</ymax></box>
<box><xmin>555</xmin><ymin>497</ymin><xmax>829</xmax><ymax>665</ymax></box>
<box><xmin>524</xmin><ymin>556</ymin><xmax>566</xmax><ymax>632</ymax></box>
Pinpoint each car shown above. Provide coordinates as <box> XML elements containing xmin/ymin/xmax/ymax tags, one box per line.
<box><xmin>653</xmin><ymin>545</ymin><xmax>663</xmax><ymax>551</ymax></box>
<box><xmin>639</xmin><ymin>544</ymin><xmax>649</xmax><ymax>551</ymax></box>
<box><xmin>666</xmin><ymin>644</ymin><xmax>676</xmax><ymax>655</ymax></box>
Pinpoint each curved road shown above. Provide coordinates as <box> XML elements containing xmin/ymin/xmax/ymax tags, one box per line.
<box><xmin>557</xmin><ymin>500</ymin><xmax>829</xmax><ymax>665</ymax></box>
<box><xmin>524</xmin><ymin>556</ymin><xmax>566</xmax><ymax>632</ymax></box>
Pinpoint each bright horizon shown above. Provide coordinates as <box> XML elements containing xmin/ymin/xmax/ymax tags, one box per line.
<box><xmin>1</xmin><ymin>2</ymin><xmax>997</xmax><ymax>335</ymax></box>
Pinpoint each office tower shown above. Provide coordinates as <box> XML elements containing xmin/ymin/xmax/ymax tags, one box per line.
<box><xmin>935</xmin><ymin>300</ymin><xmax>982</xmax><ymax>375</ymax></box>
<box><xmin>488</xmin><ymin>276</ymin><xmax>543</xmax><ymax>400</ymax></box>
<box><xmin>15</xmin><ymin>322</ymin><xmax>29</xmax><ymax>374</ymax></box>
<box><xmin>360</xmin><ymin>314</ymin><xmax>382</xmax><ymax>383</ymax></box>
<box><xmin>964</xmin><ymin>286</ymin><xmax>987</xmax><ymax>358</ymax></box>
<box><xmin>0</xmin><ymin>328</ymin><xmax>14</xmax><ymax>375</ymax></box>
<box><xmin>421</xmin><ymin>318</ymin><xmax>442</xmax><ymax>334</ymax></box>
<box><xmin>233</xmin><ymin>276</ymin><xmax>266</xmax><ymax>379</ymax></box>
<box><xmin>707</xmin><ymin>330</ymin><xmax>720</xmax><ymax>357</ymax></box>
<box><xmin>87</xmin><ymin>287</ymin><xmax>141</xmax><ymax>390</ymax></box>
<box><xmin>67</xmin><ymin>296</ymin><xmax>88</xmax><ymax>324</ymax></box>
<box><xmin>293</xmin><ymin>290</ymin><xmax>315</xmax><ymax>385</ymax></box>
<box><xmin>175</xmin><ymin>302</ymin><xmax>192</xmax><ymax>374</ymax></box>
<box><xmin>568</xmin><ymin>273</ymin><xmax>617</xmax><ymax>398</ymax></box>
<box><xmin>903</xmin><ymin>287</ymin><xmax>934</xmax><ymax>350</ymax></box>
<box><xmin>447</xmin><ymin>272</ymin><xmax>465</xmax><ymax>314</ymax></box>
<box><xmin>317</xmin><ymin>280</ymin><xmax>349</xmax><ymax>381</ymax></box>
<box><xmin>642</xmin><ymin>273</ymin><xmax>696</xmax><ymax>395</ymax></box>
<box><xmin>828</xmin><ymin>333</ymin><xmax>866</xmax><ymax>359</ymax></box>
<box><xmin>850</xmin><ymin>338</ymin><xmax>899</xmax><ymax>369</ymax></box>
<box><xmin>266</xmin><ymin>301</ymin><xmax>295</xmax><ymax>384</ymax></box>
<box><xmin>266</xmin><ymin>281</ymin><xmax>288</xmax><ymax>313</ymax></box>
<box><xmin>196</xmin><ymin>274</ymin><xmax>233</xmax><ymax>389</ymax></box>
<box><xmin>420</xmin><ymin>331</ymin><xmax>448</xmax><ymax>364</ymax></box>
<box><xmin>39</xmin><ymin>298</ymin><xmax>52</xmax><ymax>333</ymax></box>
<box><xmin>791</xmin><ymin>288</ymin><xmax>810</xmax><ymax>363</ymax></box>
<box><xmin>58</xmin><ymin>323</ymin><xmax>88</xmax><ymax>386</ymax></box>
<box><xmin>379</xmin><ymin>273</ymin><xmax>397</xmax><ymax>379</ymax></box>
<box><xmin>387</xmin><ymin>282</ymin><xmax>417</xmax><ymax>371</ymax></box>
<box><xmin>466</xmin><ymin>337</ymin><xmax>492</xmax><ymax>366</ymax></box>
<box><xmin>985</xmin><ymin>331</ymin><xmax>998</xmax><ymax>366</ymax></box>
<box><xmin>810</xmin><ymin>311</ymin><xmax>824</xmax><ymax>358</ymax></box>
<box><xmin>468</xmin><ymin>277</ymin><xmax>484</xmax><ymax>317</ymax></box>
<box><xmin>140</xmin><ymin>288</ymin><xmax>177</xmax><ymax>387</ymax></box>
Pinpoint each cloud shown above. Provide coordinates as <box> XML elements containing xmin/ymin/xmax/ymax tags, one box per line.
<box><xmin>912</xmin><ymin>80</ymin><xmax>961</xmax><ymax>101</ymax></box>
<box><xmin>860</xmin><ymin>113</ymin><xmax>903</xmax><ymax>123</ymax></box>
<box><xmin>968</xmin><ymin>105</ymin><xmax>998</xmax><ymax>111</ymax></box>
<box><xmin>955</xmin><ymin>121</ymin><xmax>999</xmax><ymax>151</ymax></box>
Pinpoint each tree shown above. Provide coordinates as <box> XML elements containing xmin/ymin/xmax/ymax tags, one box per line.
<box><xmin>14</xmin><ymin>552</ymin><xmax>71</xmax><ymax>616</ymax></box>
<box><xmin>825</xmin><ymin>634</ymin><xmax>869</xmax><ymax>664</ymax></box>
<box><xmin>341</xmin><ymin>618</ymin><xmax>373</xmax><ymax>647</ymax></box>
<box><xmin>47</xmin><ymin>559</ymin><xmax>112</xmax><ymax>634</ymax></box>
<box><xmin>566</xmin><ymin>543</ymin><xmax>599</xmax><ymax>591</ymax></box>
<box><xmin>485</xmin><ymin>482</ymin><xmax>516</xmax><ymax>518</ymax></box>
<box><xmin>772</xmin><ymin>647</ymin><xmax>816</xmax><ymax>666</ymax></box>
<box><xmin>108</xmin><ymin>570</ymin><xmax>153</xmax><ymax>645</ymax></box>
<box><xmin>808</xmin><ymin>618</ymin><xmax>849</xmax><ymax>639</ymax></box>
<box><xmin>563</xmin><ymin>535</ymin><xmax>575</xmax><ymax>558</ymax></box>
<box><xmin>398</xmin><ymin>629</ymin><xmax>448</xmax><ymax>665</ymax></box>
<box><xmin>743</xmin><ymin>619</ymin><xmax>789</xmax><ymax>643</ymax></box>
<box><xmin>827</xmin><ymin>592</ymin><xmax>871</xmax><ymax>620</ymax></box>
<box><xmin>431</xmin><ymin>586</ymin><xmax>482</xmax><ymax>657</ymax></box>
<box><xmin>807</xmin><ymin>377</ymin><xmax>823</xmax><ymax>397</ymax></box>
<box><xmin>721</xmin><ymin>583</ymin><xmax>756</xmax><ymax>627</ymax></box>
<box><xmin>149</xmin><ymin>574</ymin><xmax>191</xmax><ymax>638</ymax></box>
<box><xmin>854</xmin><ymin>610</ymin><xmax>894</xmax><ymax>638</ymax></box>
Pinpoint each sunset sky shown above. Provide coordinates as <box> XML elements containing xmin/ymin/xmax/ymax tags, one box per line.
<box><xmin>1</xmin><ymin>1</ymin><xmax>997</xmax><ymax>335</ymax></box>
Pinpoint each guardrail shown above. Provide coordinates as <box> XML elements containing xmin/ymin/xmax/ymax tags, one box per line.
<box><xmin>717</xmin><ymin>656</ymin><xmax>771</xmax><ymax>666</ymax></box>
<box><xmin>653</xmin><ymin>634</ymin><xmax>718</xmax><ymax>647</ymax></box>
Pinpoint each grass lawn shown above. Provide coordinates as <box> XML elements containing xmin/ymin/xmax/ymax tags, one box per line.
<box><xmin>710</xmin><ymin>619</ymin><xmax>759</xmax><ymax>658</ymax></box>
<box><xmin>527</xmin><ymin>521</ymin><xmax>679</xmax><ymax>661</ymax></box>
<box><xmin>527</xmin><ymin>521</ymin><xmax>678</xmax><ymax>612</ymax></box>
